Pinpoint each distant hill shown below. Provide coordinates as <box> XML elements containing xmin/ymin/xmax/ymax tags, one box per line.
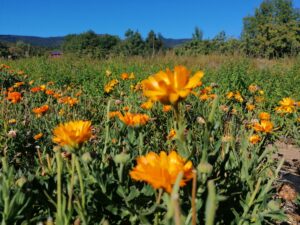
<box><xmin>0</xmin><ymin>34</ymin><xmax>190</xmax><ymax>48</ymax></box>
<box><xmin>0</xmin><ymin>35</ymin><xmax>64</xmax><ymax>48</ymax></box>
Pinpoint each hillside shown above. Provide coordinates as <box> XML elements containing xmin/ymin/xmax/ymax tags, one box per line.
<box><xmin>0</xmin><ymin>34</ymin><xmax>190</xmax><ymax>48</ymax></box>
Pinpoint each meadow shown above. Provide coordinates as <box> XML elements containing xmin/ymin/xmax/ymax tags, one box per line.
<box><xmin>0</xmin><ymin>54</ymin><xmax>299</xmax><ymax>225</ymax></box>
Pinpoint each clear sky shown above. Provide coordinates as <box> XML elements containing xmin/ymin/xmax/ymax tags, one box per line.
<box><xmin>1</xmin><ymin>0</ymin><xmax>300</xmax><ymax>39</ymax></box>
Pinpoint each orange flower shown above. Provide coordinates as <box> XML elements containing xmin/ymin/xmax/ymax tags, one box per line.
<box><xmin>142</xmin><ymin>65</ymin><xmax>203</xmax><ymax>105</ymax></box>
<box><xmin>123</xmin><ymin>106</ymin><xmax>130</xmax><ymax>111</ymax></box>
<box><xmin>52</xmin><ymin>120</ymin><xmax>92</xmax><ymax>149</ymax></box>
<box><xmin>163</xmin><ymin>105</ymin><xmax>172</xmax><ymax>112</ymax></box>
<box><xmin>118</xmin><ymin>112</ymin><xmax>150</xmax><ymax>127</ymax></box>
<box><xmin>246</xmin><ymin>104</ymin><xmax>255</xmax><ymax>111</ymax></box>
<box><xmin>130</xmin><ymin>151</ymin><xmax>193</xmax><ymax>193</ymax></box>
<box><xmin>45</xmin><ymin>89</ymin><xmax>55</xmax><ymax>95</ymax></box>
<box><xmin>226</xmin><ymin>91</ymin><xmax>234</xmax><ymax>99</ymax></box>
<box><xmin>253</xmin><ymin>120</ymin><xmax>273</xmax><ymax>133</ymax></box>
<box><xmin>249</xmin><ymin>134</ymin><xmax>261</xmax><ymax>144</ymax></box>
<box><xmin>140</xmin><ymin>100</ymin><xmax>153</xmax><ymax>110</ymax></box>
<box><xmin>58</xmin><ymin>97</ymin><xmax>78</xmax><ymax>106</ymax></box>
<box><xmin>121</xmin><ymin>73</ymin><xmax>129</xmax><ymax>80</ymax></box>
<box><xmin>34</xmin><ymin>133</ymin><xmax>43</xmax><ymax>140</ymax></box>
<box><xmin>109</xmin><ymin>111</ymin><xmax>122</xmax><ymax>118</ymax></box>
<box><xmin>31</xmin><ymin>87</ymin><xmax>42</xmax><ymax>93</ymax></box>
<box><xmin>40</xmin><ymin>85</ymin><xmax>46</xmax><ymax>91</ymax></box>
<box><xmin>259</xmin><ymin>112</ymin><xmax>270</xmax><ymax>121</ymax></box>
<box><xmin>13</xmin><ymin>82</ymin><xmax>25</xmax><ymax>88</ymax></box>
<box><xmin>32</xmin><ymin>105</ymin><xmax>49</xmax><ymax>117</ymax></box>
<box><xmin>167</xmin><ymin>129</ymin><xmax>176</xmax><ymax>140</ymax></box>
<box><xmin>275</xmin><ymin>97</ymin><xmax>296</xmax><ymax>114</ymax></box>
<box><xmin>248</xmin><ymin>84</ymin><xmax>259</xmax><ymax>93</ymax></box>
<box><xmin>6</xmin><ymin>92</ymin><xmax>22</xmax><ymax>103</ymax></box>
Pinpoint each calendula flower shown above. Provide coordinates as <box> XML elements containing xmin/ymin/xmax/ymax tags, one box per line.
<box><xmin>6</xmin><ymin>92</ymin><xmax>22</xmax><ymax>103</ymax></box>
<box><xmin>58</xmin><ymin>97</ymin><xmax>78</xmax><ymax>106</ymax></box>
<box><xmin>234</xmin><ymin>92</ymin><xmax>243</xmax><ymax>103</ymax></box>
<box><xmin>28</xmin><ymin>80</ymin><xmax>34</xmax><ymax>85</ymax></box>
<box><xmin>200</xmin><ymin>86</ymin><xmax>213</xmax><ymax>94</ymax></box>
<box><xmin>255</xmin><ymin>96</ymin><xmax>264</xmax><ymax>103</ymax></box>
<box><xmin>249</xmin><ymin>134</ymin><xmax>261</xmax><ymax>144</ymax></box>
<box><xmin>275</xmin><ymin>97</ymin><xmax>296</xmax><ymax>114</ymax></box>
<box><xmin>52</xmin><ymin>120</ymin><xmax>92</xmax><ymax>149</ymax></box>
<box><xmin>105</xmin><ymin>70</ymin><xmax>112</xmax><ymax>77</ymax></box>
<box><xmin>121</xmin><ymin>73</ymin><xmax>129</xmax><ymax>80</ymax></box>
<box><xmin>34</xmin><ymin>133</ymin><xmax>43</xmax><ymax>140</ymax></box>
<box><xmin>118</xmin><ymin>112</ymin><xmax>150</xmax><ymax>127</ymax></box>
<box><xmin>163</xmin><ymin>105</ymin><xmax>172</xmax><ymax>112</ymax></box>
<box><xmin>167</xmin><ymin>129</ymin><xmax>176</xmax><ymax>140</ymax></box>
<box><xmin>45</xmin><ymin>89</ymin><xmax>55</xmax><ymax>95</ymax></box>
<box><xmin>142</xmin><ymin>65</ymin><xmax>203</xmax><ymax>105</ymax></box>
<box><xmin>246</xmin><ymin>104</ymin><xmax>255</xmax><ymax>111</ymax></box>
<box><xmin>248</xmin><ymin>85</ymin><xmax>259</xmax><ymax>93</ymax></box>
<box><xmin>123</xmin><ymin>106</ymin><xmax>130</xmax><ymax>111</ymax></box>
<box><xmin>31</xmin><ymin>87</ymin><xmax>42</xmax><ymax>93</ymax></box>
<box><xmin>259</xmin><ymin>112</ymin><xmax>270</xmax><ymax>121</ymax></box>
<box><xmin>8</xmin><ymin>119</ymin><xmax>16</xmax><ymax>125</ymax></box>
<box><xmin>140</xmin><ymin>100</ymin><xmax>153</xmax><ymax>110</ymax></box>
<box><xmin>13</xmin><ymin>82</ymin><xmax>25</xmax><ymax>88</ymax></box>
<box><xmin>253</xmin><ymin>120</ymin><xmax>273</xmax><ymax>133</ymax></box>
<box><xmin>130</xmin><ymin>151</ymin><xmax>193</xmax><ymax>193</ymax></box>
<box><xmin>226</xmin><ymin>91</ymin><xmax>234</xmax><ymax>99</ymax></box>
<box><xmin>104</xmin><ymin>79</ymin><xmax>119</xmax><ymax>93</ymax></box>
<box><xmin>109</xmin><ymin>111</ymin><xmax>122</xmax><ymax>118</ymax></box>
<box><xmin>32</xmin><ymin>105</ymin><xmax>49</xmax><ymax>117</ymax></box>
<box><xmin>129</xmin><ymin>72</ymin><xmax>135</xmax><ymax>79</ymax></box>
<box><xmin>40</xmin><ymin>85</ymin><xmax>46</xmax><ymax>91</ymax></box>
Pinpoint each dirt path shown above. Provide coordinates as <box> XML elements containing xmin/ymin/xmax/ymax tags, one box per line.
<box><xmin>272</xmin><ymin>141</ymin><xmax>300</xmax><ymax>225</ymax></box>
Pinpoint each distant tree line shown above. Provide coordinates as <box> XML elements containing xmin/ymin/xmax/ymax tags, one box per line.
<box><xmin>0</xmin><ymin>0</ymin><xmax>299</xmax><ymax>59</ymax></box>
<box><xmin>176</xmin><ymin>0</ymin><xmax>300</xmax><ymax>58</ymax></box>
<box><xmin>0</xmin><ymin>41</ymin><xmax>52</xmax><ymax>59</ymax></box>
<box><xmin>61</xmin><ymin>29</ymin><xmax>164</xmax><ymax>58</ymax></box>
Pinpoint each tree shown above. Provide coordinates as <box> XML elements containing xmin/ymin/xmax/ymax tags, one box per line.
<box><xmin>0</xmin><ymin>42</ymin><xmax>9</xmax><ymax>58</ymax></box>
<box><xmin>192</xmin><ymin>27</ymin><xmax>203</xmax><ymax>41</ymax></box>
<box><xmin>242</xmin><ymin>0</ymin><xmax>300</xmax><ymax>58</ymax></box>
<box><xmin>145</xmin><ymin>30</ymin><xmax>163</xmax><ymax>56</ymax></box>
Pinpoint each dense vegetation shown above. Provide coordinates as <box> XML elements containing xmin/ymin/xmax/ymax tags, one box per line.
<box><xmin>0</xmin><ymin>55</ymin><xmax>299</xmax><ymax>224</ymax></box>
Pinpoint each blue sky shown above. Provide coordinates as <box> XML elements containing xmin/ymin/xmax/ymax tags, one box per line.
<box><xmin>1</xmin><ymin>0</ymin><xmax>300</xmax><ymax>39</ymax></box>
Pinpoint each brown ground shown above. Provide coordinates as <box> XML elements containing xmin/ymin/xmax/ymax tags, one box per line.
<box><xmin>272</xmin><ymin>141</ymin><xmax>300</xmax><ymax>225</ymax></box>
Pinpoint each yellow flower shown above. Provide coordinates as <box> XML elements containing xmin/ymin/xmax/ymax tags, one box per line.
<box><xmin>141</xmin><ymin>65</ymin><xmax>203</xmax><ymax>105</ymax></box>
<box><xmin>249</xmin><ymin>134</ymin><xmax>261</xmax><ymax>144</ymax></box>
<box><xmin>13</xmin><ymin>82</ymin><xmax>25</xmax><ymax>88</ymax></box>
<box><xmin>129</xmin><ymin>72</ymin><xmax>135</xmax><ymax>79</ymax></box>
<box><xmin>234</xmin><ymin>92</ymin><xmax>243</xmax><ymax>103</ymax></box>
<box><xmin>259</xmin><ymin>112</ymin><xmax>270</xmax><ymax>121</ymax></box>
<box><xmin>52</xmin><ymin>120</ymin><xmax>92</xmax><ymax>149</ymax></box>
<box><xmin>246</xmin><ymin>104</ymin><xmax>255</xmax><ymax>111</ymax></box>
<box><xmin>253</xmin><ymin>120</ymin><xmax>273</xmax><ymax>133</ymax></box>
<box><xmin>140</xmin><ymin>100</ymin><xmax>153</xmax><ymax>110</ymax></box>
<box><xmin>167</xmin><ymin>129</ymin><xmax>176</xmax><ymax>140</ymax></box>
<box><xmin>275</xmin><ymin>97</ymin><xmax>296</xmax><ymax>114</ymax></box>
<box><xmin>105</xmin><ymin>70</ymin><xmax>112</xmax><ymax>77</ymax></box>
<box><xmin>118</xmin><ymin>112</ymin><xmax>150</xmax><ymax>127</ymax></box>
<box><xmin>130</xmin><ymin>151</ymin><xmax>193</xmax><ymax>193</ymax></box>
<box><xmin>34</xmin><ymin>133</ymin><xmax>43</xmax><ymax>140</ymax></box>
<box><xmin>104</xmin><ymin>79</ymin><xmax>119</xmax><ymax>93</ymax></box>
<box><xmin>8</xmin><ymin>119</ymin><xmax>16</xmax><ymax>125</ymax></box>
<box><xmin>226</xmin><ymin>91</ymin><xmax>234</xmax><ymax>99</ymax></box>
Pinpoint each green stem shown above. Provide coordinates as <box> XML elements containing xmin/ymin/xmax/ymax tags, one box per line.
<box><xmin>68</xmin><ymin>154</ymin><xmax>76</xmax><ymax>211</ymax></box>
<box><xmin>55</xmin><ymin>151</ymin><xmax>63</xmax><ymax>224</ymax></box>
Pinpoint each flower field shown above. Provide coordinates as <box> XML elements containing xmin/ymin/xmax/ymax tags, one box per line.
<box><xmin>0</xmin><ymin>56</ymin><xmax>299</xmax><ymax>224</ymax></box>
